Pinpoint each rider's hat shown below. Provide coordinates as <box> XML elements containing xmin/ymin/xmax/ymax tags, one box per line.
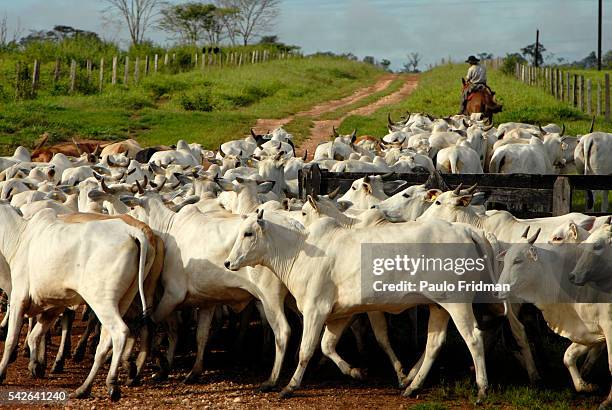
<box><xmin>466</xmin><ymin>55</ymin><xmax>480</xmax><ymax>64</ymax></box>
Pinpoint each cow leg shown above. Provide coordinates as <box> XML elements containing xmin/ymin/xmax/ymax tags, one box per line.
<box><xmin>0</xmin><ymin>296</ymin><xmax>26</xmax><ymax>383</ymax></box>
<box><xmin>602</xmin><ymin>332</ymin><xmax>612</xmax><ymax>409</ymax></box>
<box><xmin>73</xmin><ymin>312</ymin><xmax>98</xmax><ymax>362</ymax></box>
<box><xmin>27</xmin><ymin>310</ymin><xmax>62</xmax><ymax>378</ymax></box>
<box><xmin>21</xmin><ymin>317</ymin><xmax>34</xmax><ymax>358</ymax></box>
<box><xmin>95</xmin><ymin>309</ymin><xmax>130</xmax><ymax>401</ymax></box>
<box><xmin>506</xmin><ymin>305</ymin><xmax>540</xmax><ymax>383</ymax></box>
<box><xmin>402</xmin><ymin>305</ymin><xmax>449</xmax><ymax>397</ymax></box>
<box><xmin>184</xmin><ymin>307</ymin><xmax>215</xmax><ymax>384</ymax></box>
<box><xmin>152</xmin><ymin>312</ymin><xmax>180</xmax><ymax>382</ymax></box>
<box><xmin>280</xmin><ymin>305</ymin><xmax>329</xmax><ymax>398</ymax></box>
<box><xmin>563</xmin><ymin>342</ymin><xmax>597</xmax><ymax>392</ymax></box>
<box><xmin>367</xmin><ymin>311</ymin><xmax>406</xmax><ymax>388</ymax></box>
<box><xmin>580</xmin><ymin>343</ymin><xmax>606</xmax><ymax>377</ymax></box>
<box><xmin>51</xmin><ymin>309</ymin><xmax>74</xmax><ymax>373</ymax></box>
<box><xmin>321</xmin><ymin>317</ymin><xmax>365</xmax><ymax>380</ymax></box>
<box><xmin>128</xmin><ymin>320</ymin><xmax>154</xmax><ymax>386</ymax></box>
<box><xmin>120</xmin><ymin>334</ymin><xmax>138</xmax><ymax>385</ymax></box>
<box><xmin>0</xmin><ymin>306</ymin><xmax>8</xmax><ymax>341</ymax></box>
<box><xmin>444</xmin><ymin>303</ymin><xmax>488</xmax><ymax>403</ymax></box>
<box><xmin>258</xmin><ymin>296</ymin><xmax>291</xmax><ymax>392</ymax></box>
<box><xmin>72</xmin><ymin>328</ymin><xmax>112</xmax><ymax>399</ymax></box>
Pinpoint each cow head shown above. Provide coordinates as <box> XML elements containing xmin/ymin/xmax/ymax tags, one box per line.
<box><xmin>224</xmin><ymin>209</ymin><xmax>268</xmax><ymax>271</ymax></box>
<box><xmin>496</xmin><ymin>227</ymin><xmax>542</xmax><ymax>301</ymax></box>
<box><xmin>569</xmin><ymin>218</ymin><xmax>612</xmax><ymax>291</ymax></box>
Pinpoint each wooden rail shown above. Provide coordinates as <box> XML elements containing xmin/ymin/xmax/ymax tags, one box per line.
<box><xmin>298</xmin><ymin>164</ymin><xmax>612</xmax><ymax>218</ymax></box>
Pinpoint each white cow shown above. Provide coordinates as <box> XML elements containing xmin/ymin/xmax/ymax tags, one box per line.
<box><xmin>0</xmin><ymin>204</ymin><xmax>151</xmax><ymax>401</ymax></box>
<box><xmin>577</xmin><ymin>132</ymin><xmax>612</xmax><ymax>212</ymax></box>
<box><xmin>436</xmin><ymin>140</ymin><xmax>483</xmax><ymax>174</ymax></box>
<box><xmin>497</xmin><ymin>228</ymin><xmax>611</xmax><ymax>409</ymax></box>
<box><xmin>225</xmin><ymin>211</ymin><xmax>497</xmax><ymax>401</ymax></box>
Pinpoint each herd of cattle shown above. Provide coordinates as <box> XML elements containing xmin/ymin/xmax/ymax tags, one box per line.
<box><xmin>0</xmin><ymin>112</ymin><xmax>610</xmax><ymax>407</ymax></box>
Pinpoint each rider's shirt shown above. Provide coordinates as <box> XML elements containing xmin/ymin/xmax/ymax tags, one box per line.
<box><xmin>466</xmin><ymin>64</ymin><xmax>487</xmax><ymax>84</ymax></box>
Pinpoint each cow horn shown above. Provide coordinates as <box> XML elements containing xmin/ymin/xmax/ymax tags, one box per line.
<box><xmin>155</xmin><ymin>178</ymin><xmax>166</xmax><ymax>192</ymax></box>
<box><xmin>301</xmin><ymin>150</ymin><xmax>307</xmax><ymax>161</ymax></box>
<box><xmin>350</xmin><ymin>129</ymin><xmax>357</xmax><ymax>143</ymax></box>
<box><xmin>539</xmin><ymin>125</ymin><xmax>547</xmax><ymax>135</ymax></box>
<box><xmin>483</xmin><ymin>124</ymin><xmax>494</xmax><ymax>132</ymax></box>
<box><xmin>363</xmin><ymin>175</ymin><xmax>371</xmax><ymax>183</ymax></box>
<box><xmin>332</xmin><ymin>126</ymin><xmax>339</xmax><ymax>138</ymax></box>
<box><xmin>327</xmin><ymin>186</ymin><xmax>340</xmax><ymax>200</ymax></box>
<box><xmin>605</xmin><ymin>216</ymin><xmax>611</xmax><ymax>225</ymax></box>
<box><xmin>219</xmin><ymin>145</ymin><xmax>226</xmax><ymax>157</ymax></box>
<box><xmin>521</xmin><ymin>226</ymin><xmax>530</xmax><ymax>239</ymax></box>
<box><xmin>527</xmin><ymin>228</ymin><xmax>541</xmax><ymax>245</ymax></box>
<box><xmin>257</xmin><ymin>208</ymin><xmax>264</xmax><ymax>220</ymax></box>
<box><xmin>72</xmin><ymin>138</ymin><xmax>83</xmax><ymax>155</ymax></box>
<box><xmin>93</xmin><ymin>144</ymin><xmax>101</xmax><ymax>156</ymax></box>
<box><xmin>107</xmin><ymin>156</ymin><xmax>117</xmax><ymax>167</ymax></box>
<box><xmin>466</xmin><ymin>183</ymin><xmax>478</xmax><ymax>194</ymax></box>
<box><xmin>589</xmin><ymin>116</ymin><xmax>595</xmax><ymax>133</ymax></box>
<box><xmin>453</xmin><ymin>183</ymin><xmax>463</xmax><ymax>195</ymax></box>
<box><xmin>142</xmin><ymin>175</ymin><xmax>148</xmax><ymax>188</ymax></box>
<box><xmin>251</xmin><ymin>128</ymin><xmax>257</xmax><ymax>138</ymax></box>
<box><xmin>101</xmin><ymin>178</ymin><xmax>112</xmax><ymax>194</ymax></box>
<box><xmin>135</xmin><ymin>179</ymin><xmax>144</xmax><ymax>194</ymax></box>
<box><xmin>274</xmin><ymin>151</ymin><xmax>284</xmax><ymax>161</ymax></box>
<box><xmin>93</xmin><ymin>171</ymin><xmax>104</xmax><ymax>181</ymax></box>
<box><xmin>388</xmin><ymin>113</ymin><xmax>395</xmax><ymax>126</ymax></box>
<box><xmin>560</xmin><ymin>124</ymin><xmax>565</xmax><ymax>136</ymax></box>
<box><xmin>33</xmin><ymin>133</ymin><xmax>49</xmax><ymax>151</ymax></box>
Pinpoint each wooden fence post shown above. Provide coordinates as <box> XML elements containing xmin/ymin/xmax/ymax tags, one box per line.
<box><xmin>573</xmin><ymin>74</ymin><xmax>578</xmax><ymax>107</ymax></box>
<box><xmin>605</xmin><ymin>73</ymin><xmax>610</xmax><ymax>121</ymax></box>
<box><xmin>299</xmin><ymin>164</ymin><xmax>322</xmax><ymax>200</ymax></box>
<box><xmin>53</xmin><ymin>59</ymin><xmax>61</xmax><ymax>83</ymax></box>
<box><xmin>111</xmin><ymin>56</ymin><xmax>118</xmax><ymax>85</ymax></box>
<box><xmin>31</xmin><ymin>59</ymin><xmax>40</xmax><ymax>92</ymax></box>
<box><xmin>580</xmin><ymin>76</ymin><xmax>585</xmax><ymax>111</ymax></box>
<box><xmin>201</xmin><ymin>53</ymin><xmax>205</xmax><ymax>69</ymax></box>
<box><xmin>86</xmin><ymin>59</ymin><xmax>92</xmax><ymax>83</ymax></box>
<box><xmin>597</xmin><ymin>81</ymin><xmax>602</xmax><ymax>116</ymax></box>
<box><xmin>557</xmin><ymin>69</ymin><xmax>562</xmax><ymax>99</ymax></box>
<box><xmin>549</xmin><ymin>68</ymin><xmax>554</xmax><ymax>95</ymax></box>
<box><xmin>134</xmin><ymin>57</ymin><xmax>139</xmax><ymax>84</ymax></box>
<box><xmin>587</xmin><ymin>79</ymin><xmax>592</xmax><ymax>115</ymax></box>
<box><xmin>164</xmin><ymin>53</ymin><xmax>169</xmax><ymax>66</ymax></box>
<box><xmin>154</xmin><ymin>54</ymin><xmax>158</xmax><ymax>73</ymax></box>
<box><xmin>99</xmin><ymin>58</ymin><xmax>104</xmax><ymax>92</ymax></box>
<box><xmin>194</xmin><ymin>53</ymin><xmax>198</xmax><ymax>68</ymax></box>
<box><xmin>552</xmin><ymin>177</ymin><xmax>571</xmax><ymax>216</ymax></box>
<box><xmin>560</xmin><ymin>70</ymin><xmax>564</xmax><ymax>101</ymax></box>
<box><xmin>145</xmin><ymin>56</ymin><xmax>150</xmax><ymax>76</ymax></box>
<box><xmin>69</xmin><ymin>59</ymin><xmax>77</xmax><ymax>93</ymax></box>
<box><xmin>124</xmin><ymin>56</ymin><xmax>129</xmax><ymax>86</ymax></box>
<box><xmin>239</xmin><ymin>53</ymin><xmax>243</xmax><ymax>67</ymax></box>
<box><xmin>566</xmin><ymin>72</ymin><xmax>570</xmax><ymax>103</ymax></box>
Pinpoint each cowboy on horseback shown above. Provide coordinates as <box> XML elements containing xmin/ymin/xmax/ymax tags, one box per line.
<box><xmin>458</xmin><ymin>55</ymin><xmax>501</xmax><ymax>120</ymax></box>
<box><xmin>459</xmin><ymin>55</ymin><xmax>487</xmax><ymax>114</ymax></box>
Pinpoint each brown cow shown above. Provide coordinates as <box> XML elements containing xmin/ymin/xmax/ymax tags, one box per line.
<box><xmin>101</xmin><ymin>139</ymin><xmax>143</xmax><ymax>159</ymax></box>
<box><xmin>31</xmin><ymin>134</ymin><xmax>106</xmax><ymax>162</ymax></box>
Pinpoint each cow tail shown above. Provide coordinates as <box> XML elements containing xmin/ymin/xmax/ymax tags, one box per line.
<box><xmin>489</xmin><ymin>151</ymin><xmax>502</xmax><ymax>173</ymax></box>
<box><xmin>583</xmin><ymin>137</ymin><xmax>594</xmax><ymax>175</ymax></box>
<box><xmin>449</xmin><ymin>151</ymin><xmax>459</xmax><ymax>174</ymax></box>
<box><xmin>130</xmin><ymin>229</ymin><xmax>150</xmax><ymax>319</ymax></box>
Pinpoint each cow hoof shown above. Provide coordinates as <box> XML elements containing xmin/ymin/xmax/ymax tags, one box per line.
<box><xmin>183</xmin><ymin>372</ymin><xmax>200</xmax><ymax>385</ymax></box>
<box><xmin>599</xmin><ymin>399</ymin><xmax>612</xmax><ymax>410</ymax></box>
<box><xmin>70</xmin><ymin>387</ymin><xmax>91</xmax><ymax>399</ymax></box>
<box><xmin>108</xmin><ymin>385</ymin><xmax>121</xmax><ymax>402</ymax></box>
<box><xmin>72</xmin><ymin>347</ymin><xmax>86</xmax><ymax>363</ymax></box>
<box><xmin>152</xmin><ymin>370</ymin><xmax>168</xmax><ymax>382</ymax></box>
<box><xmin>475</xmin><ymin>389</ymin><xmax>487</xmax><ymax>405</ymax></box>
<box><xmin>578</xmin><ymin>383</ymin><xmax>599</xmax><ymax>393</ymax></box>
<box><xmin>126</xmin><ymin>362</ymin><xmax>137</xmax><ymax>381</ymax></box>
<box><xmin>29</xmin><ymin>361</ymin><xmax>45</xmax><ymax>379</ymax></box>
<box><xmin>51</xmin><ymin>361</ymin><xmax>64</xmax><ymax>374</ymax></box>
<box><xmin>279</xmin><ymin>388</ymin><xmax>294</xmax><ymax>399</ymax></box>
<box><xmin>398</xmin><ymin>379</ymin><xmax>407</xmax><ymax>389</ymax></box>
<box><xmin>350</xmin><ymin>368</ymin><xmax>366</xmax><ymax>380</ymax></box>
<box><xmin>402</xmin><ymin>387</ymin><xmax>416</xmax><ymax>398</ymax></box>
<box><xmin>126</xmin><ymin>376</ymin><xmax>141</xmax><ymax>387</ymax></box>
<box><xmin>258</xmin><ymin>382</ymin><xmax>276</xmax><ymax>393</ymax></box>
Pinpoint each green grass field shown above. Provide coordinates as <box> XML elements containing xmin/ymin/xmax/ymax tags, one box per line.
<box><xmin>0</xmin><ymin>56</ymin><xmax>383</xmax><ymax>155</ymax></box>
<box><xmin>338</xmin><ymin>63</ymin><xmax>612</xmax><ymax>138</ymax></box>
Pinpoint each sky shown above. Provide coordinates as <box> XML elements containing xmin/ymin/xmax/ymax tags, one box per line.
<box><xmin>1</xmin><ymin>0</ymin><xmax>609</xmax><ymax>70</ymax></box>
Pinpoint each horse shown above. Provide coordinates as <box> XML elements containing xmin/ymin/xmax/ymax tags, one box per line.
<box><xmin>461</xmin><ymin>78</ymin><xmax>502</xmax><ymax>122</ymax></box>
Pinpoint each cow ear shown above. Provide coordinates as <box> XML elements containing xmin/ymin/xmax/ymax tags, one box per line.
<box><xmin>528</xmin><ymin>246</ymin><xmax>538</xmax><ymax>261</ymax></box>
<box><xmin>362</xmin><ymin>182</ymin><xmax>373</xmax><ymax>195</ymax></box>
<box><xmin>425</xmin><ymin>189</ymin><xmax>441</xmax><ymax>202</ymax></box>
<box><xmin>455</xmin><ymin>195</ymin><xmax>473</xmax><ymax>207</ymax></box>
<box><xmin>307</xmin><ymin>195</ymin><xmax>319</xmax><ymax>213</ymax></box>
<box><xmin>569</xmin><ymin>221</ymin><xmax>578</xmax><ymax>240</ymax></box>
<box><xmin>257</xmin><ymin>181</ymin><xmax>275</xmax><ymax>194</ymax></box>
<box><xmin>496</xmin><ymin>249</ymin><xmax>507</xmax><ymax>261</ymax></box>
<box><xmin>337</xmin><ymin>200</ymin><xmax>352</xmax><ymax>212</ymax></box>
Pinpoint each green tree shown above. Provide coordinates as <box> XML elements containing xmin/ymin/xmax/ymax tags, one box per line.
<box><xmin>379</xmin><ymin>59</ymin><xmax>391</xmax><ymax>72</ymax></box>
<box><xmin>159</xmin><ymin>2</ymin><xmax>217</xmax><ymax>45</ymax></box>
<box><xmin>521</xmin><ymin>42</ymin><xmax>546</xmax><ymax>66</ymax></box>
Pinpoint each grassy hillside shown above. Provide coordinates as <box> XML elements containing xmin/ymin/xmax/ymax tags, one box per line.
<box><xmin>338</xmin><ymin>63</ymin><xmax>612</xmax><ymax>137</ymax></box>
<box><xmin>0</xmin><ymin>56</ymin><xmax>383</xmax><ymax>155</ymax></box>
